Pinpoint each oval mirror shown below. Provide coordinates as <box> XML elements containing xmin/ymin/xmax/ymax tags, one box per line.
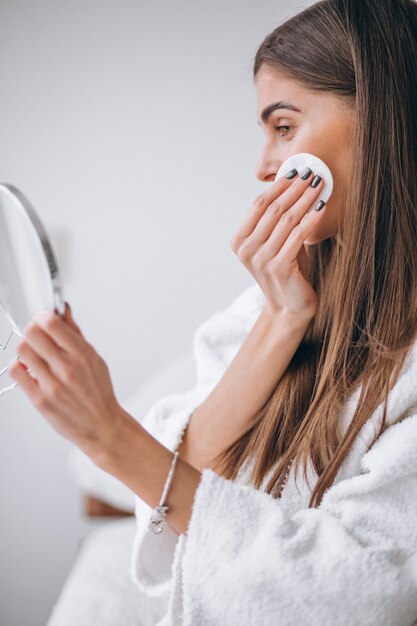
<box><xmin>0</xmin><ymin>183</ymin><xmax>65</xmax><ymax>395</ymax></box>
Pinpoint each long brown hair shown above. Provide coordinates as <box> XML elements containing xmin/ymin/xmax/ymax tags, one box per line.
<box><xmin>211</xmin><ymin>0</ymin><xmax>417</xmax><ymax>507</ymax></box>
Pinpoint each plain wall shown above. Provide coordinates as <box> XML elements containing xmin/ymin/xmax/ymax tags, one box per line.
<box><xmin>0</xmin><ymin>1</ymin><xmax>311</xmax><ymax>624</ymax></box>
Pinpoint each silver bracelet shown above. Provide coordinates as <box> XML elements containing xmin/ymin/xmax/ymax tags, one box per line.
<box><xmin>150</xmin><ymin>450</ymin><xmax>180</xmax><ymax>535</ymax></box>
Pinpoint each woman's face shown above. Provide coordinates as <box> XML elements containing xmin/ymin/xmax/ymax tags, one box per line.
<box><xmin>255</xmin><ymin>64</ymin><xmax>356</xmax><ymax>244</ymax></box>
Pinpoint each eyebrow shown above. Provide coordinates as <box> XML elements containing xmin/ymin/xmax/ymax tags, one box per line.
<box><xmin>258</xmin><ymin>101</ymin><xmax>302</xmax><ymax>125</ymax></box>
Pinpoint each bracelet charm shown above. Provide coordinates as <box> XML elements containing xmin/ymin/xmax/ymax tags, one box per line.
<box><xmin>150</xmin><ymin>505</ymin><xmax>169</xmax><ymax>534</ymax></box>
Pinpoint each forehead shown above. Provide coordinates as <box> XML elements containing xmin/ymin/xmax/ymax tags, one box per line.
<box><xmin>254</xmin><ymin>65</ymin><xmax>353</xmax><ymax>126</ymax></box>
<box><xmin>255</xmin><ymin>66</ymin><xmax>313</xmax><ymax>116</ymax></box>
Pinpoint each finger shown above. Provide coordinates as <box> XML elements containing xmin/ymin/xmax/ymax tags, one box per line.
<box><xmin>272</xmin><ymin>201</ymin><xmax>327</xmax><ymax>269</ymax></box>
<box><xmin>256</xmin><ymin>180</ymin><xmax>325</xmax><ymax>261</ymax></box>
<box><xmin>14</xmin><ymin>340</ymin><xmax>58</xmax><ymax>387</ymax></box>
<box><xmin>23</xmin><ymin>321</ymin><xmax>66</xmax><ymax>371</ymax></box>
<box><xmin>64</xmin><ymin>302</ymin><xmax>84</xmax><ymax>337</ymax></box>
<box><xmin>250</xmin><ymin>172</ymin><xmax>320</xmax><ymax>245</ymax></box>
<box><xmin>31</xmin><ymin>309</ymin><xmax>87</xmax><ymax>355</ymax></box>
<box><xmin>233</xmin><ymin>174</ymin><xmax>297</xmax><ymax>241</ymax></box>
<box><xmin>8</xmin><ymin>356</ymin><xmax>41</xmax><ymax>401</ymax></box>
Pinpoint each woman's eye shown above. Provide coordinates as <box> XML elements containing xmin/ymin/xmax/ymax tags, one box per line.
<box><xmin>273</xmin><ymin>125</ymin><xmax>293</xmax><ymax>137</ymax></box>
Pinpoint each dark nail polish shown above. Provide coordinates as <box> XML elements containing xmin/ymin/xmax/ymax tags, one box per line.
<box><xmin>310</xmin><ymin>175</ymin><xmax>321</xmax><ymax>188</ymax></box>
<box><xmin>285</xmin><ymin>168</ymin><xmax>298</xmax><ymax>179</ymax></box>
<box><xmin>315</xmin><ymin>200</ymin><xmax>326</xmax><ymax>211</ymax></box>
<box><xmin>301</xmin><ymin>167</ymin><xmax>312</xmax><ymax>180</ymax></box>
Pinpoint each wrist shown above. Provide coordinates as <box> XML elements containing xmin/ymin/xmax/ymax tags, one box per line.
<box><xmin>90</xmin><ymin>406</ymin><xmax>144</xmax><ymax>473</ymax></box>
<box><xmin>87</xmin><ymin>406</ymin><xmax>202</xmax><ymax>534</ymax></box>
<box><xmin>261</xmin><ymin>303</ymin><xmax>314</xmax><ymax>333</ymax></box>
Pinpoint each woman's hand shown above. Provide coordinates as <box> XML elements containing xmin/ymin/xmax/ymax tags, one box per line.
<box><xmin>7</xmin><ymin>303</ymin><xmax>202</xmax><ymax>536</ymax></box>
<box><xmin>230</xmin><ymin>168</ymin><xmax>326</xmax><ymax>321</ymax></box>
<box><xmin>7</xmin><ymin>304</ymin><xmax>124</xmax><ymax>459</ymax></box>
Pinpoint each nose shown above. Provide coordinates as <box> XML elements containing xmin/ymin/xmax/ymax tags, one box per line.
<box><xmin>255</xmin><ymin>146</ymin><xmax>280</xmax><ymax>183</ymax></box>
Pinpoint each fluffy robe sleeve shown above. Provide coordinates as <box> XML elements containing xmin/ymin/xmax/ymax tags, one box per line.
<box><xmin>129</xmin><ymin>279</ymin><xmax>417</xmax><ymax>625</ymax></box>
<box><xmin>129</xmin><ymin>282</ymin><xmax>266</xmax><ymax>599</ymax></box>
<box><xmin>166</xmin><ymin>411</ymin><xmax>417</xmax><ymax>626</ymax></box>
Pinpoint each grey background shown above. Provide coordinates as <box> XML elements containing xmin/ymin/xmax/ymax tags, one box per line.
<box><xmin>0</xmin><ymin>1</ymin><xmax>310</xmax><ymax>624</ymax></box>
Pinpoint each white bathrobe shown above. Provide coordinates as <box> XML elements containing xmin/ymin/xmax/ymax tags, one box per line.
<box><xmin>129</xmin><ymin>281</ymin><xmax>417</xmax><ymax>626</ymax></box>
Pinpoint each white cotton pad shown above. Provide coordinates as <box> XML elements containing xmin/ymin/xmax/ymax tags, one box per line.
<box><xmin>275</xmin><ymin>152</ymin><xmax>334</xmax><ymax>204</ymax></box>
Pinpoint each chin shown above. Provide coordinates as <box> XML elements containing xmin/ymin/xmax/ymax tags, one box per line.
<box><xmin>304</xmin><ymin>234</ymin><xmax>335</xmax><ymax>246</ymax></box>
<box><xmin>303</xmin><ymin>236</ymin><xmax>319</xmax><ymax>246</ymax></box>
<box><xmin>304</xmin><ymin>223</ymin><xmax>336</xmax><ymax>246</ymax></box>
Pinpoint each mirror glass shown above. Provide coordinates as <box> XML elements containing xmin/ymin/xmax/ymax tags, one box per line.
<box><xmin>0</xmin><ymin>183</ymin><xmax>65</xmax><ymax>335</ymax></box>
<box><xmin>0</xmin><ymin>183</ymin><xmax>65</xmax><ymax>396</ymax></box>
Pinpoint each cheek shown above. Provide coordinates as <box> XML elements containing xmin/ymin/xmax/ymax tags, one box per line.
<box><xmin>301</xmin><ymin>118</ymin><xmax>350</xmax><ymax>173</ymax></box>
<box><xmin>321</xmin><ymin>121</ymin><xmax>355</xmax><ymax>200</ymax></box>
<box><xmin>300</xmin><ymin>116</ymin><xmax>354</xmax><ymax>245</ymax></box>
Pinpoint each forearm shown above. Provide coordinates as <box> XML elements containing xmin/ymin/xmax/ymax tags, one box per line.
<box><xmin>178</xmin><ymin>306</ymin><xmax>311</xmax><ymax>470</ymax></box>
<box><xmin>93</xmin><ymin>409</ymin><xmax>201</xmax><ymax>536</ymax></box>
<box><xmin>87</xmin><ymin>307</ymin><xmax>311</xmax><ymax>535</ymax></box>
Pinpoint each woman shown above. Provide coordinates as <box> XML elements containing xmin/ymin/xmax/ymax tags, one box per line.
<box><xmin>9</xmin><ymin>0</ymin><xmax>417</xmax><ymax>624</ymax></box>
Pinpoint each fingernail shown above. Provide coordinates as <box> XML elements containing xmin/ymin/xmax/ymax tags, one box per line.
<box><xmin>65</xmin><ymin>301</ymin><xmax>72</xmax><ymax>313</ymax></box>
<box><xmin>314</xmin><ymin>200</ymin><xmax>326</xmax><ymax>211</ymax></box>
<box><xmin>310</xmin><ymin>175</ymin><xmax>321</xmax><ymax>188</ymax></box>
<box><xmin>301</xmin><ymin>167</ymin><xmax>312</xmax><ymax>180</ymax></box>
<box><xmin>285</xmin><ymin>168</ymin><xmax>298</xmax><ymax>179</ymax></box>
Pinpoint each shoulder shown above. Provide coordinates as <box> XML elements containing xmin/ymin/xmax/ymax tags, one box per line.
<box><xmin>360</xmin><ymin>411</ymin><xmax>417</xmax><ymax>480</ymax></box>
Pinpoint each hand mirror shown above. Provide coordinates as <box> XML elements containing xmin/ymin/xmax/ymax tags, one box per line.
<box><xmin>0</xmin><ymin>183</ymin><xmax>65</xmax><ymax>396</ymax></box>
